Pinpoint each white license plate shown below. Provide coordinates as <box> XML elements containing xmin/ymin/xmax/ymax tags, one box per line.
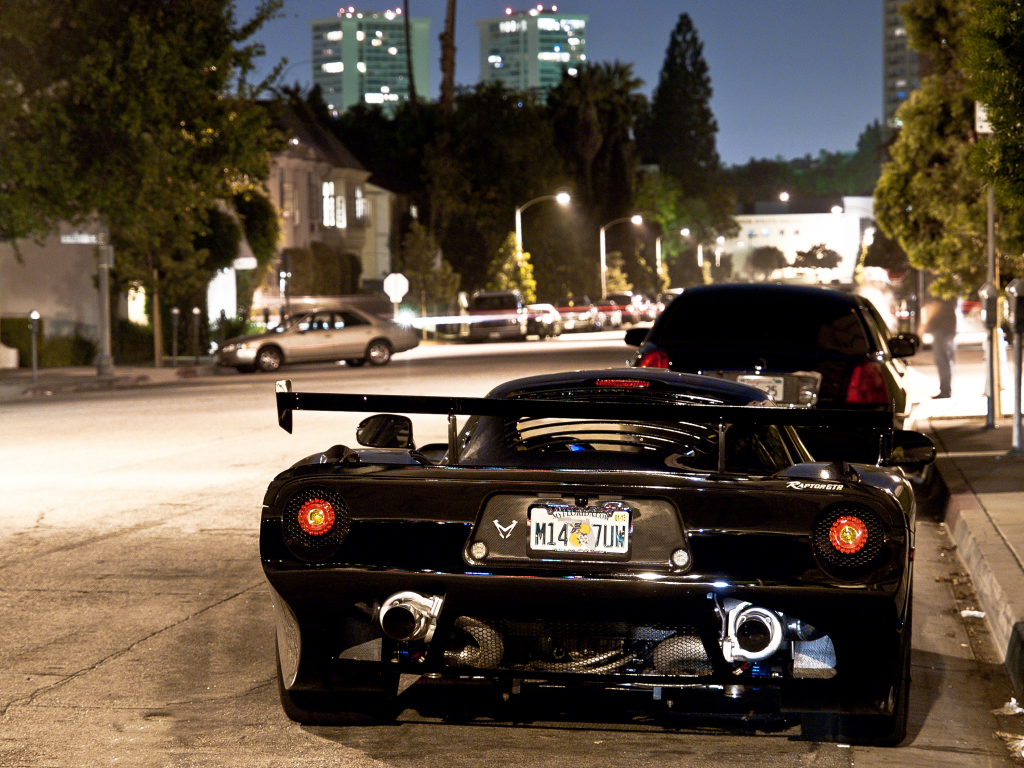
<box><xmin>528</xmin><ymin>504</ymin><xmax>630</xmax><ymax>554</ymax></box>
<box><xmin>738</xmin><ymin>374</ymin><xmax>785</xmax><ymax>401</ymax></box>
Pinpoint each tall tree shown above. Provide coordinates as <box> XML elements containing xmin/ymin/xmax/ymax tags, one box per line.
<box><xmin>963</xmin><ymin>0</ymin><xmax>1024</xmax><ymax>282</ymax></box>
<box><xmin>438</xmin><ymin>0</ymin><xmax>457</xmax><ymax>117</ymax></box>
<box><xmin>874</xmin><ymin>0</ymin><xmax>1024</xmax><ymax>297</ymax></box>
<box><xmin>0</xmin><ymin>0</ymin><xmax>285</xmax><ymax>363</ymax></box>
<box><xmin>639</xmin><ymin>14</ymin><xmax>720</xmax><ymax>198</ymax></box>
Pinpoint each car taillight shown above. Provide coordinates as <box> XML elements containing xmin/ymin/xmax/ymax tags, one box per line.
<box><xmin>282</xmin><ymin>487</ymin><xmax>350</xmax><ymax>562</ymax></box>
<box><xmin>638</xmin><ymin>349</ymin><xmax>670</xmax><ymax>369</ymax></box>
<box><xmin>845</xmin><ymin>361</ymin><xmax>889</xmax><ymax>405</ymax></box>
<box><xmin>297</xmin><ymin>498</ymin><xmax>335</xmax><ymax>536</ymax></box>
<box><xmin>829</xmin><ymin>515</ymin><xmax>867</xmax><ymax>554</ymax></box>
<box><xmin>812</xmin><ymin>506</ymin><xmax>885</xmax><ymax>577</ymax></box>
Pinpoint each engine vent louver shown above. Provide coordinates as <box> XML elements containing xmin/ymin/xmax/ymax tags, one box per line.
<box><xmin>282</xmin><ymin>487</ymin><xmax>351</xmax><ymax>562</ymax></box>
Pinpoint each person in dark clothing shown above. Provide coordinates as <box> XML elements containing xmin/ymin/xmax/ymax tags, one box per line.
<box><xmin>925</xmin><ymin>297</ymin><xmax>958</xmax><ymax>398</ymax></box>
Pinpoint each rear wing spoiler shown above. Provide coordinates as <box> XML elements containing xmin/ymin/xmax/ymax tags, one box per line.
<box><xmin>275</xmin><ymin>380</ymin><xmax>895</xmax><ymax>463</ymax></box>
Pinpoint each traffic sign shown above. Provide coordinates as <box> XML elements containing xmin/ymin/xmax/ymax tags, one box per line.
<box><xmin>383</xmin><ymin>272</ymin><xmax>409</xmax><ymax>303</ymax></box>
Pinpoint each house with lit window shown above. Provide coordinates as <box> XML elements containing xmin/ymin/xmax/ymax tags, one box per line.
<box><xmin>245</xmin><ymin>100</ymin><xmax>396</xmax><ymax>321</ymax></box>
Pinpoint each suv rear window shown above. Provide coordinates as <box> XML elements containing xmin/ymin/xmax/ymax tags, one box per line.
<box><xmin>653</xmin><ymin>291</ymin><xmax>872</xmax><ymax>355</ymax></box>
<box><xmin>472</xmin><ymin>294</ymin><xmax>520</xmax><ymax>312</ymax></box>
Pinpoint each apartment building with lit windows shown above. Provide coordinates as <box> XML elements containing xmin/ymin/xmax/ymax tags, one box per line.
<box><xmin>882</xmin><ymin>0</ymin><xmax>920</xmax><ymax>134</ymax></box>
<box><xmin>478</xmin><ymin>6</ymin><xmax>588</xmax><ymax>103</ymax></box>
<box><xmin>311</xmin><ymin>7</ymin><xmax>431</xmax><ymax>115</ymax></box>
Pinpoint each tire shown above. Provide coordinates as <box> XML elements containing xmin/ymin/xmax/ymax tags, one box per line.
<box><xmin>275</xmin><ymin>645</ymin><xmax>398</xmax><ymax>726</ymax></box>
<box><xmin>367</xmin><ymin>339</ymin><xmax>392</xmax><ymax>366</ymax></box>
<box><xmin>801</xmin><ymin>601</ymin><xmax>912</xmax><ymax>746</ymax></box>
<box><xmin>346</xmin><ymin>358</ymin><xmax>366</xmax><ymax>367</ymax></box>
<box><xmin>256</xmin><ymin>346</ymin><xmax>283</xmax><ymax>373</ymax></box>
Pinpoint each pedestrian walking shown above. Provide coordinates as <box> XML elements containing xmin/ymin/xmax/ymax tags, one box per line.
<box><xmin>924</xmin><ymin>296</ymin><xmax>958</xmax><ymax>398</ymax></box>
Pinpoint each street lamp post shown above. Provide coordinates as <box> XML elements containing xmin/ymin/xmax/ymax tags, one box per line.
<box><xmin>170</xmin><ymin>307</ymin><xmax>180</xmax><ymax>367</ymax></box>
<box><xmin>599</xmin><ymin>215</ymin><xmax>642</xmax><ymax>299</ymax></box>
<box><xmin>28</xmin><ymin>310</ymin><xmax>39</xmax><ymax>383</ymax></box>
<box><xmin>515</xmin><ymin>192</ymin><xmax>570</xmax><ymax>253</ymax></box>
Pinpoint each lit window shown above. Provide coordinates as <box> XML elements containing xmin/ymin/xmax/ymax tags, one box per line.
<box><xmin>322</xmin><ymin>182</ymin><xmax>335</xmax><ymax>227</ymax></box>
<box><xmin>356</xmin><ymin>30</ymin><xmax>365</xmax><ymax>41</ymax></box>
<box><xmin>336</xmin><ymin>194</ymin><xmax>346</xmax><ymax>228</ymax></box>
<box><xmin>327</xmin><ymin>31</ymin><xmax>342</xmax><ymax>41</ymax></box>
<box><xmin>322</xmin><ymin>62</ymin><xmax>343</xmax><ymax>74</ymax></box>
<box><xmin>357</xmin><ymin>62</ymin><xmax>367</xmax><ymax>73</ymax></box>
<box><xmin>355</xmin><ymin>187</ymin><xmax>366</xmax><ymax>220</ymax></box>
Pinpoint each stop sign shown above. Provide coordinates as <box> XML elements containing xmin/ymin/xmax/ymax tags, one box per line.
<box><xmin>383</xmin><ymin>272</ymin><xmax>409</xmax><ymax>303</ymax></box>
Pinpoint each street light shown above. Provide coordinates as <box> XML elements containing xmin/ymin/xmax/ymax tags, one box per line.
<box><xmin>28</xmin><ymin>310</ymin><xmax>40</xmax><ymax>383</ymax></box>
<box><xmin>680</xmin><ymin>228</ymin><xmax>703</xmax><ymax>268</ymax></box>
<box><xmin>599</xmin><ymin>215</ymin><xmax>642</xmax><ymax>299</ymax></box>
<box><xmin>514</xmin><ymin>191</ymin><xmax>571</xmax><ymax>253</ymax></box>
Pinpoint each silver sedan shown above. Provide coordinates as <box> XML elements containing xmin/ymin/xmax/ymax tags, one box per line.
<box><xmin>217</xmin><ymin>307</ymin><xmax>419</xmax><ymax>373</ymax></box>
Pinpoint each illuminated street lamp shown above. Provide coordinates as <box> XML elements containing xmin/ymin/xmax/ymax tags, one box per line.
<box><xmin>599</xmin><ymin>215</ymin><xmax>642</xmax><ymax>299</ymax></box>
<box><xmin>779</xmin><ymin>191</ymin><xmax>790</xmax><ymax>203</ymax></box>
<box><xmin>28</xmin><ymin>310</ymin><xmax>40</xmax><ymax>383</ymax></box>
<box><xmin>680</xmin><ymin>228</ymin><xmax>703</xmax><ymax>268</ymax></box>
<box><xmin>515</xmin><ymin>191</ymin><xmax>571</xmax><ymax>253</ymax></box>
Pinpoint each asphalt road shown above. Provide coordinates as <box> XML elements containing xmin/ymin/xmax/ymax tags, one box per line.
<box><xmin>0</xmin><ymin>335</ymin><xmax>1020</xmax><ymax>767</ymax></box>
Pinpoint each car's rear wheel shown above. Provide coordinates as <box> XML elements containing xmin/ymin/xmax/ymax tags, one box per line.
<box><xmin>275</xmin><ymin>644</ymin><xmax>398</xmax><ymax>726</ymax></box>
<box><xmin>801</xmin><ymin>601</ymin><xmax>912</xmax><ymax>746</ymax></box>
<box><xmin>256</xmin><ymin>346</ymin><xmax>283</xmax><ymax>373</ymax></box>
<box><xmin>367</xmin><ymin>339</ymin><xmax>392</xmax><ymax>366</ymax></box>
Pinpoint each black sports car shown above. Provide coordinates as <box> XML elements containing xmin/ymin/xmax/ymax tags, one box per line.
<box><xmin>263</xmin><ymin>369</ymin><xmax>934</xmax><ymax>744</ymax></box>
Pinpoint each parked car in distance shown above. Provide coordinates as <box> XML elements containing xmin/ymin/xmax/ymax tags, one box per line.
<box><xmin>625</xmin><ymin>283</ymin><xmax>921</xmax><ymax>463</ymax></box>
<box><xmin>526</xmin><ymin>303</ymin><xmax>563</xmax><ymax>338</ymax></box>
<box><xmin>216</xmin><ymin>307</ymin><xmax>419</xmax><ymax>373</ymax></box>
<box><xmin>466</xmin><ymin>290</ymin><xmax>528</xmax><ymax>342</ymax></box>
<box><xmin>604</xmin><ymin>291</ymin><xmax>643</xmax><ymax>325</ymax></box>
<box><xmin>555</xmin><ymin>296</ymin><xmax>599</xmax><ymax>332</ymax></box>
<box><xmin>266</xmin><ymin>369</ymin><xmax>934</xmax><ymax>743</ymax></box>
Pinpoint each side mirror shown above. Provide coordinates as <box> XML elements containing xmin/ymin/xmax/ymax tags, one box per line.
<box><xmin>356</xmin><ymin>414</ymin><xmax>415</xmax><ymax>449</ymax></box>
<box><xmin>888</xmin><ymin>333</ymin><xmax>920</xmax><ymax>359</ymax></box>
<box><xmin>882</xmin><ymin>429</ymin><xmax>936</xmax><ymax>471</ymax></box>
<box><xmin>624</xmin><ymin>327</ymin><xmax>649</xmax><ymax>347</ymax></box>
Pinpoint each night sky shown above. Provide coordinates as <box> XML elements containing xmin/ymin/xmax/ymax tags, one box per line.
<box><xmin>235</xmin><ymin>1</ymin><xmax>883</xmax><ymax>166</ymax></box>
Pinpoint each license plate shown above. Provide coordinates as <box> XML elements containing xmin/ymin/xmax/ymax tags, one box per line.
<box><xmin>737</xmin><ymin>374</ymin><xmax>785</xmax><ymax>401</ymax></box>
<box><xmin>528</xmin><ymin>501</ymin><xmax>630</xmax><ymax>555</ymax></box>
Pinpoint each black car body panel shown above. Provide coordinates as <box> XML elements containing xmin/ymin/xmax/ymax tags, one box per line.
<box><xmin>262</xmin><ymin>369</ymin><xmax>926</xmax><ymax>743</ymax></box>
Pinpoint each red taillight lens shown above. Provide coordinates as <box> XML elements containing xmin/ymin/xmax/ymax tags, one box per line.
<box><xmin>297</xmin><ymin>498</ymin><xmax>335</xmax><ymax>536</ymax></box>
<box><xmin>845</xmin><ymin>361</ymin><xmax>889</xmax><ymax>405</ymax></box>
<box><xmin>596</xmin><ymin>378</ymin><xmax>650</xmax><ymax>388</ymax></box>
<box><xmin>829</xmin><ymin>515</ymin><xmax>868</xmax><ymax>554</ymax></box>
<box><xmin>638</xmin><ymin>349</ymin><xmax>671</xmax><ymax>369</ymax></box>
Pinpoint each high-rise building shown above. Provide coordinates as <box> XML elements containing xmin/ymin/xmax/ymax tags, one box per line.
<box><xmin>882</xmin><ymin>0</ymin><xmax>920</xmax><ymax>133</ymax></box>
<box><xmin>478</xmin><ymin>6</ymin><xmax>588</xmax><ymax>103</ymax></box>
<box><xmin>311</xmin><ymin>8</ymin><xmax>431</xmax><ymax>115</ymax></box>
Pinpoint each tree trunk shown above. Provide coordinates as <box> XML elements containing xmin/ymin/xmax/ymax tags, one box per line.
<box><xmin>438</xmin><ymin>0</ymin><xmax>456</xmax><ymax>116</ymax></box>
<box><xmin>152</xmin><ymin>268</ymin><xmax>164</xmax><ymax>367</ymax></box>
<box><xmin>404</xmin><ymin>0</ymin><xmax>419</xmax><ymax>107</ymax></box>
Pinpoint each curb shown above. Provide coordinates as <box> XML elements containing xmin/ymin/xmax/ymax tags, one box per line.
<box><xmin>937</xmin><ymin>466</ymin><xmax>1024</xmax><ymax>700</ymax></box>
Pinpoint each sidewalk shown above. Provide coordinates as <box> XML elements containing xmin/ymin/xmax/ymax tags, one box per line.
<box><xmin>0</xmin><ymin>361</ymin><xmax>220</xmax><ymax>401</ymax></box>
<box><xmin>2</xmin><ymin>354</ymin><xmax>1023</xmax><ymax>699</ymax></box>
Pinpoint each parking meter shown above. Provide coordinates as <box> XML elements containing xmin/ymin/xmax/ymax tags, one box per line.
<box><xmin>979</xmin><ymin>282</ymin><xmax>999</xmax><ymax>329</ymax></box>
<box><xmin>1007</xmin><ymin>279</ymin><xmax>1024</xmax><ymax>335</ymax></box>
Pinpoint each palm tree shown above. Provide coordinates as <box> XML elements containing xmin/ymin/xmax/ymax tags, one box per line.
<box><xmin>439</xmin><ymin>0</ymin><xmax>456</xmax><ymax>116</ymax></box>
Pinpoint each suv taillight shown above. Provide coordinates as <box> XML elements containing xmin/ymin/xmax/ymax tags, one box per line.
<box><xmin>846</xmin><ymin>361</ymin><xmax>889</xmax><ymax>405</ymax></box>
<box><xmin>638</xmin><ymin>349</ymin><xmax>670</xmax><ymax>369</ymax></box>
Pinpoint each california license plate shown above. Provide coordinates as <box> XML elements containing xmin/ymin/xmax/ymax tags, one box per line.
<box><xmin>528</xmin><ymin>501</ymin><xmax>631</xmax><ymax>554</ymax></box>
<box><xmin>737</xmin><ymin>374</ymin><xmax>785</xmax><ymax>401</ymax></box>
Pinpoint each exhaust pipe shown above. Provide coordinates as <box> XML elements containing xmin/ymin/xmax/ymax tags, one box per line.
<box><xmin>379</xmin><ymin>591</ymin><xmax>444</xmax><ymax>642</ymax></box>
<box><xmin>719</xmin><ymin>599</ymin><xmax>783</xmax><ymax>663</ymax></box>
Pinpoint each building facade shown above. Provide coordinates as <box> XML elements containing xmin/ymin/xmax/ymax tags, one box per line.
<box><xmin>311</xmin><ymin>8</ymin><xmax>431</xmax><ymax>115</ymax></box>
<box><xmin>478</xmin><ymin>6</ymin><xmax>588</xmax><ymax>102</ymax></box>
<box><xmin>883</xmin><ymin>0</ymin><xmax>920</xmax><ymax>134</ymax></box>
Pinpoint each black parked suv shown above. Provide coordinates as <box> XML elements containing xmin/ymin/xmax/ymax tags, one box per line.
<box><xmin>467</xmin><ymin>290</ymin><xmax>528</xmax><ymax>342</ymax></box>
<box><xmin>624</xmin><ymin>283</ymin><xmax>920</xmax><ymax>463</ymax></box>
